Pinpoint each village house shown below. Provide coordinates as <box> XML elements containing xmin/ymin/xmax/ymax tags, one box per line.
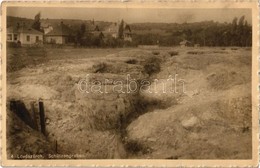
<box><xmin>90</xmin><ymin>25</ymin><xmax>103</xmax><ymax>37</ymax></box>
<box><xmin>7</xmin><ymin>26</ymin><xmax>43</xmax><ymax>46</ymax></box>
<box><xmin>103</xmin><ymin>21</ymin><xmax>132</xmax><ymax>41</ymax></box>
<box><xmin>123</xmin><ymin>24</ymin><xmax>132</xmax><ymax>42</ymax></box>
<box><xmin>44</xmin><ymin>22</ymin><xmax>73</xmax><ymax>44</ymax></box>
<box><xmin>103</xmin><ymin>22</ymin><xmax>118</xmax><ymax>38</ymax></box>
<box><xmin>40</xmin><ymin>21</ymin><xmax>53</xmax><ymax>35</ymax></box>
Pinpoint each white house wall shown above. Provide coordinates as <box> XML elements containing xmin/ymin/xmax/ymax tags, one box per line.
<box><xmin>20</xmin><ymin>33</ymin><xmax>43</xmax><ymax>45</ymax></box>
<box><xmin>7</xmin><ymin>33</ymin><xmax>20</xmax><ymax>42</ymax></box>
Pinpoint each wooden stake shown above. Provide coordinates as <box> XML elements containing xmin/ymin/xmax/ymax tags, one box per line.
<box><xmin>10</xmin><ymin>100</ymin><xmax>17</xmax><ymax>112</ymax></box>
<box><xmin>39</xmin><ymin>100</ymin><xmax>46</xmax><ymax>135</ymax></box>
<box><xmin>55</xmin><ymin>140</ymin><xmax>58</xmax><ymax>153</ymax></box>
<box><xmin>30</xmin><ymin>101</ymin><xmax>38</xmax><ymax>131</ymax></box>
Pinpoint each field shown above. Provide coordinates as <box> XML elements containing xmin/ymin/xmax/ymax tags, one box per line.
<box><xmin>6</xmin><ymin>46</ymin><xmax>252</xmax><ymax>159</ymax></box>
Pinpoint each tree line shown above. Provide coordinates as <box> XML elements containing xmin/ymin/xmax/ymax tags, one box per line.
<box><xmin>30</xmin><ymin>13</ymin><xmax>251</xmax><ymax>47</ymax></box>
<box><xmin>131</xmin><ymin>16</ymin><xmax>252</xmax><ymax>47</ymax></box>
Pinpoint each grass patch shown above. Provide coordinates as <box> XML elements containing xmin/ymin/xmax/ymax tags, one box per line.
<box><xmin>231</xmin><ymin>47</ymin><xmax>238</xmax><ymax>50</ymax></box>
<box><xmin>7</xmin><ymin>47</ymin><xmax>48</xmax><ymax>72</ymax></box>
<box><xmin>212</xmin><ymin>50</ymin><xmax>228</xmax><ymax>54</ymax></box>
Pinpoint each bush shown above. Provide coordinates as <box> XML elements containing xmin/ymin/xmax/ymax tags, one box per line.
<box><xmin>152</xmin><ymin>51</ymin><xmax>160</xmax><ymax>55</ymax></box>
<box><xmin>92</xmin><ymin>62</ymin><xmax>108</xmax><ymax>73</ymax></box>
<box><xmin>125</xmin><ymin>59</ymin><xmax>137</xmax><ymax>64</ymax></box>
<box><xmin>168</xmin><ymin>51</ymin><xmax>178</xmax><ymax>56</ymax></box>
<box><xmin>187</xmin><ymin>51</ymin><xmax>205</xmax><ymax>55</ymax></box>
<box><xmin>143</xmin><ymin>56</ymin><xmax>161</xmax><ymax>76</ymax></box>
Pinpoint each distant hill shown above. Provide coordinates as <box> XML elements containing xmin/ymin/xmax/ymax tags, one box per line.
<box><xmin>7</xmin><ymin>16</ymin><xmax>113</xmax><ymax>32</ymax></box>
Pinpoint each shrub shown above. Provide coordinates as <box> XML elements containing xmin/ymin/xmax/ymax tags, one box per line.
<box><xmin>143</xmin><ymin>56</ymin><xmax>161</xmax><ymax>76</ymax></box>
<box><xmin>152</xmin><ymin>51</ymin><xmax>160</xmax><ymax>55</ymax></box>
<box><xmin>168</xmin><ymin>51</ymin><xmax>179</xmax><ymax>56</ymax></box>
<box><xmin>187</xmin><ymin>51</ymin><xmax>205</xmax><ymax>55</ymax></box>
<box><xmin>92</xmin><ymin>62</ymin><xmax>108</xmax><ymax>73</ymax></box>
<box><xmin>125</xmin><ymin>59</ymin><xmax>138</xmax><ymax>64</ymax></box>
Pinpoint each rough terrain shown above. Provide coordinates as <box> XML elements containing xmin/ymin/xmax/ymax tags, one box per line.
<box><xmin>7</xmin><ymin>47</ymin><xmax>252</xmax><ymax>159</ymax></box>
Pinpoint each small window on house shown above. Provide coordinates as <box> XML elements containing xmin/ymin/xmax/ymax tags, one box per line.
<box><xmin>36</xmin><ymin>36</ymin><xmax>39</xmax><ymax>42</ymax></box>
<box><xmin>7</xmin><ymin>34</ymin><xmax>12</xmax><ymax>41</ymax></box>
<box><xmin>14</xmin><ymin>34</ymin><xmax>18</xmax><ymax>41</ymax></box>
<box><xmin>26</xmin><ymin>35</ymin><xmax>30</xmax><ymax>42</ymax></box>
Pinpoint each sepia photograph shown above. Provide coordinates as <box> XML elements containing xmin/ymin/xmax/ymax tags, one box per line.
<box><xmin>1</xmin><ymin>1</ymin><xmax>259</xmax><ymax>167</ymax></box>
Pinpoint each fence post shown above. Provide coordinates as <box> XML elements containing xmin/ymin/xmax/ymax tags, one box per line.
<box><xmin>30</xmin><ymin>101</ymin><xmax>38</xmax><ymax>131</ymax></box>
<box><xmin>39</xmin><ymin>100</ymin><xmax>46</xmax><ymax>135</ymax></box>
<box><xmin>55</xmin><ymin>140</ymin><xmax>58</xmax><ymax>153</ymax></box>
<box><xmin>10</xmin><ymin>100</ymin><xmax>17</xmax><ymax>112</ymax></box>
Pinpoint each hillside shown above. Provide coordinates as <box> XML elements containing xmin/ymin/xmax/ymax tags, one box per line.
<box><xmin>7</xmin><ymin>16</ymin><xmax>112</xmax><ymax>32</ymax></box>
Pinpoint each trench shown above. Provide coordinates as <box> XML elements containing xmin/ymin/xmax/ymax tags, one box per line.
<box><xmin>7</xmin><ymin>51</ymin><xmax>173</xmax><ymax>159</ymax></box>
<box><xmin>118</xmin><ymin>94</ymin><xmax>170</xmax><ymax>158</ymax></box>
<box><xmin>100</xmin><ymin>58</ymin><xmax>170</xmax><ymax>158</ymax></box>
<box><xmin>7</xmin><ymin>48</ymin><xmax>253</xmax><ymax>159</ymax></box>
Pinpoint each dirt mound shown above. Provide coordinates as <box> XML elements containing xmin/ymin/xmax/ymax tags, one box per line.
<box><xmin>8</xmin><ymin>84</ymin><xmax>59</xmax><ymax>100</ymax></box>
<box><xmin>206</xmin><ymin>65</ymin><xmax>250</xmax><ymax>90</ymax></box>
<box><xmin>91</xmin><ymin>61</ymin><xmax>144</xmax><ymax>76</ymax></box>
<box><xmin>7</xmin><ymin>47</ymin><xmax>252</xmax><ymax>159</ymax></box>
<box><xmin>108</xmin><ymin>49</ymin><xmax>153</xmax><ymax>59</ymax></box>
<box><xmin>75</xmin><ymin>86</ymin><xmax>138</xmax><ymax>130</ymax></box>
<box><xmin>126</xmin><ymin>93</ymin><xmax>252</xmax><ymax>159</ymax></box>
<box><xmin>211</xmin><ymin>96</ymin><xmax>251</xmax><ymax>128</ymax></box>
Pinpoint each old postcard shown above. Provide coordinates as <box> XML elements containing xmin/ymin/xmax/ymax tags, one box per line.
<box><xmin>1</xmin><ymin>1</ymin><xmax>259</xmax><ymax>167</ymax></box>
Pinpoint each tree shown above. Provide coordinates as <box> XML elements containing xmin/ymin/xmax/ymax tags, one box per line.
<box><xmin>238</xmin><ymin>15</ymin><xmax>245</xmax><ymax>26</ymax></box>
<box><xmin>94</xmin><ymin>25</ymin><xmax>100</xmax><ymax>31</ymax></box>
<box><xmin>32</xmin><ymin>12</ymin><xmax>41</xmax><ymax>31</ymax></box>
<box><xmin>80</xmin><ymin>23</ymin><xmax>86</xmax><ymax>35</ymax></box>
<box><xmin>232</xmin><ymin>17</ymin><xmax>238</xmax><ymax>27</ymax></box>
<box><xmin>118</xmin><ymin>19</ymin><xmax>124</xmax><ymax>39</ymax></box>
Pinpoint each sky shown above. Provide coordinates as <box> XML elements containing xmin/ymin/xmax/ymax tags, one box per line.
<box><xmin>7</xmin><ymin>7</ymin><xmax>252</xmax><ymax>24</ymax></box>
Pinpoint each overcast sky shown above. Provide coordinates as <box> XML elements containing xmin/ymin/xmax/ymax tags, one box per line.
<box><xmin>7</xmin><ymin>7</ymin><xmax>252</xmax><ymax>24</ymax></box>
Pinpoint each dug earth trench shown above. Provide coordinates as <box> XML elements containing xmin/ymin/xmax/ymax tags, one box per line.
<box><xmin>7</xmin><ymin>47</ymin><xmax>252</xmax><ymax>159</ymax></box>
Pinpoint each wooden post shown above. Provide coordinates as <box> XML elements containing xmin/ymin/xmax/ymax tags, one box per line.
<box><xmin>39</xmin><ymin>100</ymin><xmax>46</xmax><ymax>135</ymax></box>
<box><xmin>55</xmin><ymin>140</ymin><xmax>58</xmax><ymax>153</ymax></box>
<box><xmin>30</xmin><ymin>101</ymin><xmax>38</xmax><ymax>131</ymax></box>
<box><xmin>10</xmin><ymin>100</ymin><xmax>17</xmax><ymax>112</ymax></box>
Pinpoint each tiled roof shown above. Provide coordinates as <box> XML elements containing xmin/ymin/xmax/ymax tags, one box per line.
<box><xmin>45</xmin><ymin>23</ymin><xmax>72</xmax><ymax>36</ymax></box>
<box><xmin>7</xmin><ymin>26</ymin><xmax>43</xmax><ymax>35</ymax></box>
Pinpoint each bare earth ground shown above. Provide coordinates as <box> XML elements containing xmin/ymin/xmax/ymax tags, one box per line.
<box><xmin>7</xmin><ymin>47</ymin><xmax>252</xmax><ymax>159</ymax></box>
